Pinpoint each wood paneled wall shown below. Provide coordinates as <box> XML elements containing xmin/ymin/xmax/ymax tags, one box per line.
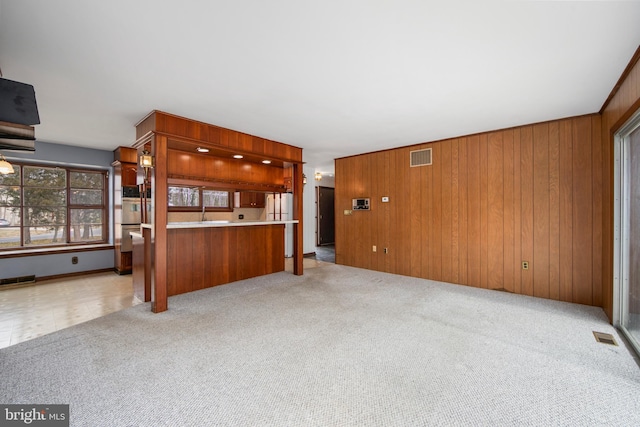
<box><xmin>336</xmin><ymin>114</ymin><xmax>603</xmax><ymax>306</ymax></box>
<box><xmin>601</xmin><ymin>47</ymin><xmax>640</xmax><ymax>320</ymax></box>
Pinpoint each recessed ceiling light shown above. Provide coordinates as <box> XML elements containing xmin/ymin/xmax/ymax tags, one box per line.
<box><xmin>196</xmin><ymin>147</ymin><xmax>209</xmax><ymax>153</ymax></box>
<box><xmin>233</xmin><ymin>154</ymin><xmax>243</xmax><ymax>159</ymax></box>
<box><xmin>262</xmin><ymin>160</ymin><xmax>271</xmax><ymax>164</ymax></box>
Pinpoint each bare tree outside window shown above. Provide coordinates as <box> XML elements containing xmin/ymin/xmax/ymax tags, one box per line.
<box><xmin>0</xmin><ymin>164</ymin><xmax>107</xmax><ymax>249</ymax></box>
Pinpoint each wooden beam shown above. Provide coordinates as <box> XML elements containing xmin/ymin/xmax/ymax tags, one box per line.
<box><xmin>293</xmin><ymin>163</ymin><xmax>304</xmax><ymax>275</ymax></box>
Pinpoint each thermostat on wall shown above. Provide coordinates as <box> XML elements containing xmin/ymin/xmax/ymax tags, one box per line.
<box><xmin>352</xmin><ymin>198</ymin><xmax>370</xmax><ymax>210</ymax></box>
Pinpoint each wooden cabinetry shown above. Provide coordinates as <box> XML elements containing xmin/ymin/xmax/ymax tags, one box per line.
<box><xmin>122</xmin><ymin>164</ymin><xmax>138</xmax><ymax>186</ymax></box>
<box><xmin>238</xmin><ymin>192</ymin><xmax>265</xmax><ymax>208</ymax></box>
<box><xmin>113</xmin><ymin>146</ymin><xmax>139</xmax><ymax>275</ymax></box>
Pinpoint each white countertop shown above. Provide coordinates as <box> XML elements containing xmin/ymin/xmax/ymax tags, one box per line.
<box><xmin>166</xmin><ymin>220</ymin><xmax>298</xmax><ymax>229</ymax></box>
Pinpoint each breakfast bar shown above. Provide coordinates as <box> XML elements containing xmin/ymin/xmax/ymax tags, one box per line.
<box><xmin>165</xmin><ymin>220</ymin><xmax>298</xmax><ymax>297</ymax></box>
<box><xmin>132</xmin><ymin>220</ymin><xmax>298</xmax><ymax>302</ymax></box>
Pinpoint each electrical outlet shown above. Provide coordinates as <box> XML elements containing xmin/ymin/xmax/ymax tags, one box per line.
<box><xmin>344</xmin><ymin>210</ymin><xmax>352</xmax><ymax>215</ymax></box>
<box><xmin>72</xmin><ymin>256</ymin><xmax>78</xmax><ymax>265</ymax></box>
<box><xmin>372</xmin><ymin>245</ymin><xmax>377</xmax><ymax>252</ymax></box>
<box><xmin>522</xmin><ymin>261</ymin><xmax>529</xmax><ymax>270</ymax></box>
<box><xmin>384</xmin><ymin>247</ymin><xmax>388</xmax><ymax>254</ymax></box>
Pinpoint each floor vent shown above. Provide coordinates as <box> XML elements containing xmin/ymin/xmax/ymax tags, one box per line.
<box><xmin>593</xmin><ymin>331</ymin><xmax>618</xmax><ymax>346</ymax></box>
<box><xmin>410</xmin><ymin>148</ymin><xmax>432</xmax><ymax>167</ymax></box>
<box><xmin>0</xmin><ymin>275</ymin><xmax>36</xmax><ymax>287</ymax></box>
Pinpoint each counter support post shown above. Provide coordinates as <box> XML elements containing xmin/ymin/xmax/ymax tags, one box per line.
<box><xmin>293</xmin><ymin>163</ymin><xmax>304</xmax><ymax>275</ymax></box>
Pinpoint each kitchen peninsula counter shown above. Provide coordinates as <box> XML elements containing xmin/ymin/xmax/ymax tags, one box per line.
<box><xmin>139</xmin><ymin>221</ymin><xmax>289</xmax><ymax>298</ymax></box>
<box><xmin>166</xmin><ymin>220</ymin><xmax>298</xmax><ymax>229</ymax></box>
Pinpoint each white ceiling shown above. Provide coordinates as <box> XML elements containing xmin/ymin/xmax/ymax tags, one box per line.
<box><xmin>1</xmin><ymin>1</ymin><xmax>639</xmax><ymax>174</ymax></box>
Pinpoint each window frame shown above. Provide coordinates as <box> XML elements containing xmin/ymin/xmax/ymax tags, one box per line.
<box><xmin>167</xmin><ymin>185</ymin><xmax>233</xmax><ymax>213</ymax></box>
<box><xmin>0</xmin><ymin>161</ymin><xmax>109</xmax><ymax>251</ymax></box>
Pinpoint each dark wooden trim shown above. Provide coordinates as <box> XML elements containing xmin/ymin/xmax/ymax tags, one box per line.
<box><xmin>303</xmin><ymin>252</ymin><xmax>316</xmax><ymax>258</ymax></box>
<box><xmin>609</xmin><ymin>97</ymin><xmax>640</xmax><ymax>136</ymax></box>
<box><xmin>0</xmin><ymin>245</ymin><xmax>114</xmax><ymax>259</ymax></box>
<box><xmin>600</xmin><ymin>45</ymin><xmax>640</xmax><ymax>114</ymax></box>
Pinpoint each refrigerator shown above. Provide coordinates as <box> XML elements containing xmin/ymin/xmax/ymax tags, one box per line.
<box><xmin>266</xmin><ymin>193</ymin><xmax>294</xmax><ymax>257</ymax></box>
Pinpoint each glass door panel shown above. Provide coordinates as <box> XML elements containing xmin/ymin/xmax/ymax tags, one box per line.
<box><xmin>622</xmin><ymin>125</ymin><xmax>640</xmax><ymax>348</ymax></box>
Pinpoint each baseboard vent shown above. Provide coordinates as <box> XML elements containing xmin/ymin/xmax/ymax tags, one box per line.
<box><xmin>593</xmin><ymin>331</ymin><xmax>618</xmax><ymax>346</ymax></box>
<box><xmin>0</xmin><ymin>275</ymin><xmax>36</xmax><ymax>287</ymax></box>
<box><xmin>410</xmin><ymin>148</ymin><xmax>432</xmax><ymax>167</ymax></box>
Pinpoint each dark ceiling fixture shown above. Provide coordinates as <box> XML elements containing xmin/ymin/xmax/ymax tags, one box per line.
<box><xmin>0</xmin><ymin>69</ymin><xmax>40</xmax><ymax>152</ymax></box>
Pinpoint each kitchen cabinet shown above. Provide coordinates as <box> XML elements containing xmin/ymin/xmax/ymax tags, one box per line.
<box><xmin>238</xmin><ymin>192</ymin><xmax>265</xmax><ymax>208</ymax></box>
<box><xmin>121</xmin><ymin>164</ymin><xmax>138</xmax><ymax>187</ymax></box>
<box><xmin>112</xmin><ymin>146</ymin><xmax>139</xmax><ymax>275</ymax></box>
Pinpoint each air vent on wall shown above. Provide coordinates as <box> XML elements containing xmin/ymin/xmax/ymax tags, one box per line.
<box><xmin>410</xmin><ymin>148</ymin><xmax>432</xmax><ymax>167</ymax></box>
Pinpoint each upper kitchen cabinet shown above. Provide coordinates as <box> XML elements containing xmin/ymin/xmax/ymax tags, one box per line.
<box><xmin>121</xmin><ymin>164</ymin><xmax>138</xmax><ymax>187</ymax></box>
<box><xmin>112</xmin><ymin>147</ymin><xmax>138</xmax><ymax>187</ymax></box>
<box><xmin>238</xmin><ymin>192</ymin><xmax>265</xmax><ymax>208</ymax></box>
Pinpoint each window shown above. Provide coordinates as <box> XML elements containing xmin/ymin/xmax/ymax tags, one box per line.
<box><xmin>168</xmin><ymin>186</ymin><xmax>232</xmax><ymax>211</ymax></box>
<box><xmin>0</xmin><ymin>163</ymin><xmax>107</xmax><ymax>250</ymax></box>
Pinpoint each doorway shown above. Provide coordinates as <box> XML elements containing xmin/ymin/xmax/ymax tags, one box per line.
<box><xmin>316</xmin><ymin>186</ymin><xmax>335</xmax><ymax>246</ymax></box>
<box><xmin>614</xmin><ymin>109</ymin><xmax>640</xmax><ymax>358</ymax></box>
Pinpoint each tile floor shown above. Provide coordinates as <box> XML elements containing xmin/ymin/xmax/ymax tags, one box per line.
<box><xmin>0</xmin><ymin>272</ymin><xmax>140</xmax><ymax>349</ymax></box>
<box><xmin>0</xmin><ymin>254</ymin><xmax>334</xmax><ymax>349</ymax></box>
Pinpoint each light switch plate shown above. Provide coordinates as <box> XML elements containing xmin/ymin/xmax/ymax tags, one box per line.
<box><xmin>382</xmin><ymin>196</ymin><xmax>389</xmax><ymax>202</ymax></box>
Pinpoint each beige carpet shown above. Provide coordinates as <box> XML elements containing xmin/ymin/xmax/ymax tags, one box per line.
<box><xmin>1</xmin><ymin>264</ymin><xmax>639</xmax><ymax>426</ymax></box>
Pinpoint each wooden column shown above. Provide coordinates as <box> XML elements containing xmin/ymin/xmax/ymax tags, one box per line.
<box><xmin>152</xmin><ymin>135</ymin><xmax>169</xmax><ymax>312</ymax></box>
<box><xmin>293</xmin><ymin>162</ymin><xmax>304</xmax><ymax>275</ymax></box>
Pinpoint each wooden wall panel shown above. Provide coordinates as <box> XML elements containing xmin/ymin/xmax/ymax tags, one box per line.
<box><xmin>457</xmin><ymin>138</ymin><xmax>468</xmax><ymax>286</ymax></box>
<box><xmin>520</xmin><ymin>126</ymin><xmax>534</xmax><ymax>296</ymax></box>
<box><xmin>335</xmin><ymin>113</ymin><xmax>603</xmax><ymax>307</ymax></box>
<box><xmin>441</xmin><ymin>142</ymin><xmax>453</xmax><ymax>283</ymax></box>
<box><xmin>591</xmin><ymin>115</ymin><xmax>603</xmax><ymax>307</ymax></box>
<box><xmin>479</xmin><ymin>135</ymin><xmax>488</xmax><ymax>289</ymax></box>
<box><xmin>410</xmin><ymin>150</ymin><xmax>422</xmax><ymax>277</ymax></box>
<box><xmin>548</xmin><ymin>121</ymin><xmax>560</xmax><ymax>301</ymax></box>
<box><xmin>467</xmin><ymin>135</ymin><xmax>481</xmax><ymax>288</ymax></box>
<box><xmin>503</xmin><ymin>130</ymin><xmax>515</xmax><ymax>293</ymax></box>
<box><xmin>512</xmin><ymin>128</ymin><xmax>522</xmax><ymax>295</ymax></box>
<box><xmin>572</xmin><ymin>116</ymin><xmax>594</xmax><ymax>305</ymax></box>
<box><xmin>533</xmin><ymin>123</ymin><xmax>550</xmax><ymax>299</ymax></box>
<box><xmin>430</xmin><ymin>143</ymin><xmax>443</xmax><ymax>281</ymax></box>
<box><xmin>450</xmin><ymin>139</ymin><xmax>460</xmax><ymax>285</ymax></box>
<box><xmin>487</xmin><ymin>132</ymin><xmax>504</xmax><ymax>290</ymax></box>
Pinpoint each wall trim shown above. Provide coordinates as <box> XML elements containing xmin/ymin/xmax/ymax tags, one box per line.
<box><xmin>0</xmin><ymin>268</ymin><xmax>116</xmax><ymax>291</ymax></box>
<box><xmin>0</xmin><ymin>245</ymin><xmax>114</xmax><ymax>259</ymax></box>
<box><xmin>37</xmin><ymin>268</ymin><xmax>116</xmax><ymax>283</ymax></box>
